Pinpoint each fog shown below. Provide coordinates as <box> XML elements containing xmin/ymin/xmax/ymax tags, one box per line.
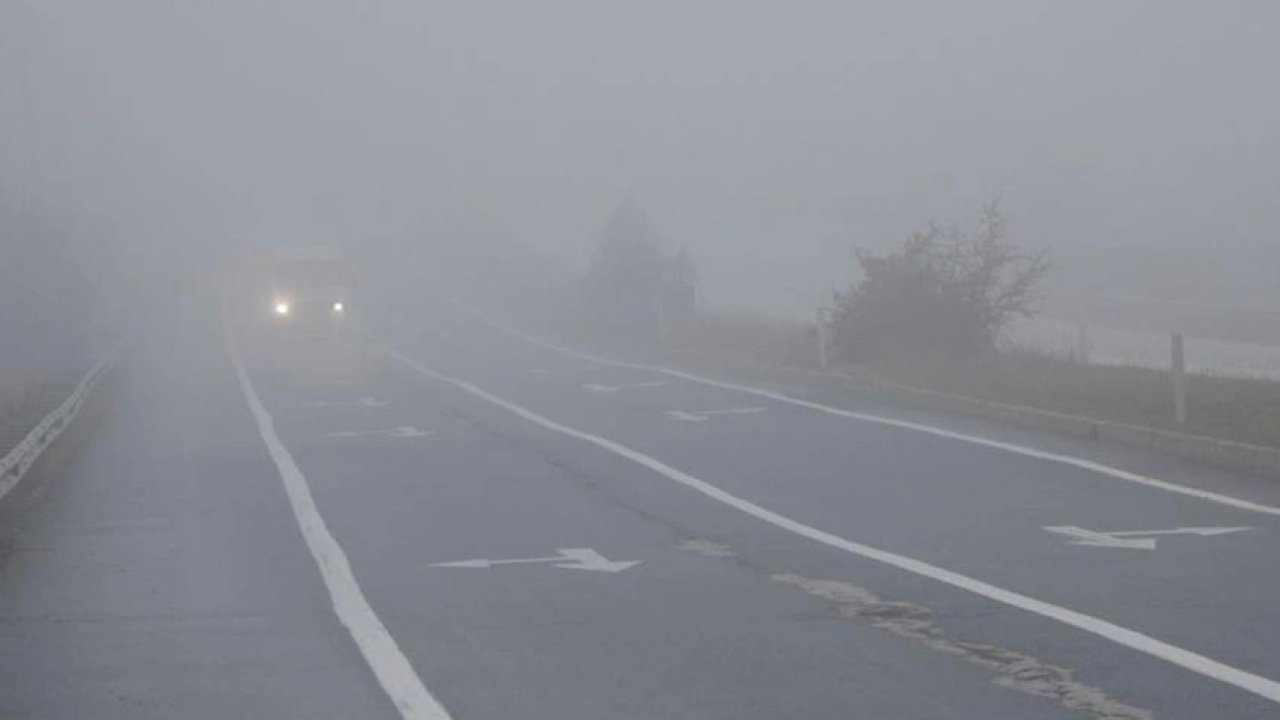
<box><xmin>10</xmin><ymin>7</ymin><xmax>1280</xmax><ymax>715</ymax></box>
<box><xmin>5</xmin><ymin>1</ymin><xmax>1280</xmax><ymax>317</ymax></box>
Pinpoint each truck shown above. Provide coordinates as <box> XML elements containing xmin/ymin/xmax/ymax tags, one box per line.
<box><xmin>232</xmin><ymin>245</ymin><xmax>367</xmax><ymax>383</ymax></box>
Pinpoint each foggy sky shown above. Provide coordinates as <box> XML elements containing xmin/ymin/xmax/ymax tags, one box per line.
<box><xmin>4</xmin><ymin>1</ymin><xmax>1278</xmax><ymax>314</ymax></box>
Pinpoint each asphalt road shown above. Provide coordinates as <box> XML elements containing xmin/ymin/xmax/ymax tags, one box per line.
<box><xmin>5</xmin><ymin>298</ymin><xmax>1280</xmax><ymax>719</ymax></box>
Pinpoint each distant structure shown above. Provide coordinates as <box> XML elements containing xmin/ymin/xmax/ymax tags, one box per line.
<box><xmin>586</xmin><ymin>197</ymin><xmax>698</xmax><ymax>342</ymax></box>
<box><xmin>665</xmin><ymin>245</ymin><xmax>699</xmax><ymax>324</ymax></box>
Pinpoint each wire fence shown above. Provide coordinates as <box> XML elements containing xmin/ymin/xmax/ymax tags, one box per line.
<box><xmin>1008</xmin><ymin>316</ymin><xmax>1280</xmax><ymax>381</ymax></box>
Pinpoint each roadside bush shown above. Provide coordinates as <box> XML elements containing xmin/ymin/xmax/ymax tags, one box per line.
<box><xmin>831</xmin><ymin>203</ymin><xmax>1048</xmax><ymax>361</ymax></box>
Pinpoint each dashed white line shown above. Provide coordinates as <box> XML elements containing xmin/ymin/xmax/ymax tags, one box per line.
<box><xmin>389</xmin><ymin>346</ymin><xmax>1280</xmax><ymax>707</ymax></box>
<box><xmin>229</xmin><ymin>339</ymin><xmax>452</xmax><ymax>720</ymax></box>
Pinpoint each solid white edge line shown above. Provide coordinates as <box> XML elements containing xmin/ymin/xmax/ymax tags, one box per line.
<box><xmin>0</xmin><ymin>343</ymin><xmax>122</xmax><ymax>502</ymax></box>
<box><xmin>441</xmin><ymin>298</ymin><xmax>1280</xmax><ymax>519</ymax></box>
<box><xmin>228</xmin><ymin>338</ymin><xmax>452</xmax><ymax>720</ymax></box>
<box><xmin>388</xmin><ymin>346</ymin><xmax>1280</xmax><ymax>706</ymax></box>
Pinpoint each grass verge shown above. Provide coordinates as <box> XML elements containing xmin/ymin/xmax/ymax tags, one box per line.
<box><xmin>668</xmin><ymin>313</ymin><xmax>1280</xmax><ymax>450</ymax></box>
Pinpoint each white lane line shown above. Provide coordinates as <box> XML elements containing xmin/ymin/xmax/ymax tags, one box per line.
<box><xmin>438</xmin><ymin>298</ymin><xmax>1280</xmax><ymax>519</ymax></box>
<box><xmin>0</xmin><ymin>344</ymin><xmax>120</xmax><ymax>502</ymax></box>
<box><xmin>229</xmin><ymin>342</ymin><xmax>452</xmax><ymax>720</ymax></box>
<box><xmin>388</xmin><ymin>347</ymin><xmax>1280</xmax><ymax>706</ymax></box>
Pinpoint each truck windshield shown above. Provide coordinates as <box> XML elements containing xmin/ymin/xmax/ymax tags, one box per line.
<box><xmin>273</xmin><ymin>261</ymin><xmax>350</xmax><ymax>289</ymax></box>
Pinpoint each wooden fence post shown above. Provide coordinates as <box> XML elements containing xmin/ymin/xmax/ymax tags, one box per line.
<box><xmin>1171</xmin><ymin>333</ymin><xmax>1187</xmax><ymax>425</ymax></box>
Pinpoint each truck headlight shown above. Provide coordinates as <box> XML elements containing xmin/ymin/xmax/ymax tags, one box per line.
<box><xmin>274</xmin><ymin>302</ymin><xmax>291</xmax><ymax>316</ymax></box>
<box><xmin>332</xmin><ymin>301</ymin><xmax>345</xmax><ymax>313</ymax></box>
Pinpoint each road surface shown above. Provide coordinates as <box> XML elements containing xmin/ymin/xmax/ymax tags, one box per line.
<box><xmin>4</xmin><ymin>297</ymin><xmax>1280</xmax><ymax>719</ymax></box>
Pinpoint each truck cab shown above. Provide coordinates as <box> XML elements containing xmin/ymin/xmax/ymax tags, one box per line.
<box><xmin>241</xmin><ymin>245</ymin><xmax>367</xmax><ymax>382</ymax></box>
<box><xmin>261</xmin><ymin>247</ymin><xmax>356</xmax><ymax>338</ymax></box>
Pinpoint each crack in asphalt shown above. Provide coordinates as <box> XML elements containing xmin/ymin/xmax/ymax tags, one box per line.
<box><xmin>773</xmin><ymin>573</ymin><xmax>1154</xmax><ymax>720</ymax></box>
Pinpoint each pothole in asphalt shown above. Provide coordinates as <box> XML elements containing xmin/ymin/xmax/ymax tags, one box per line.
<box><xmin>675</xmin><ymin>539</ymin><xmax>735</xmax><ymax>558</ymax></box>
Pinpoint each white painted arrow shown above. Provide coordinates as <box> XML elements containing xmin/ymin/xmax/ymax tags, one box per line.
<box><xmin>326</xmin><ymin>426</ymin><xmax>434</xmax><ymax>439</ymax></box>
<box><xmin>584</xmin><ymin>381</ymin><xmax>669</xmax><ymax>394</ymax></box>
<box><xmin>1044</xmin><ymin>526</ymin><xmax>1158</xmax><ymax>550</ymax></box>
<box><xmin>304</xmin><ymin>397</ymin><xmax>390</xmax><ymax>409</ymax></box>
<box><xmin>1107</xmin><ymin>527</ymin><xmax>1254</xmax><ymax>538</ymax></box>
<box><xmin>666</xmin><ymin>408</ymin><xmax>767</xmax><ymax>423</ymax></box>
<box><xmin>429</xmin><ymin>548</ymin><xmax>641</xmax><ymax>573</ymax></box>
<box><xmin>1044</xmin><ymin>525</ymin><xmax>1253</xmax><ymax>550</ymax></box>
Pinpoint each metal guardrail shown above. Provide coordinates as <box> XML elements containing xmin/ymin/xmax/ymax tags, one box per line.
<box><xmin>0</xmin><ymin>346</ymin><xmax>122</xmax><ymax>502</ymax></box>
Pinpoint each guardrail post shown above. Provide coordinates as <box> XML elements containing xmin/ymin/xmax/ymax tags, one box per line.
<box><xmin>656</xmin><ymin>292</ymin><xmax>667</xmax><ymax>347</ymax></box>
<box><xmin>1075</xmin><ymin>323</ymin><xmax>1091</xmax><ymax>363</ymax></box>
<box><xmin>1171</xmin><ymin>333</ymin><xmax>1187</xmax><ymax>425</ymax></box>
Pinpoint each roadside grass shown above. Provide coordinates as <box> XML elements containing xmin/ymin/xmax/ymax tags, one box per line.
<box><xmin>668</xmin><ymin>313</ymin><xmax>1280</xmax><ymax>449</ymax></box>
<box><xmin>667</xmin><ymin>312</ymin><xmax>820</xmax><ymax>368</ymax></box>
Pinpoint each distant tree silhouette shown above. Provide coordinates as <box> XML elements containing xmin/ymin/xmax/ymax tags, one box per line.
<box><xmin>586</xmin><ymin>198</ymin><xmax>666</xmax><ymax>340</ymax></box>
